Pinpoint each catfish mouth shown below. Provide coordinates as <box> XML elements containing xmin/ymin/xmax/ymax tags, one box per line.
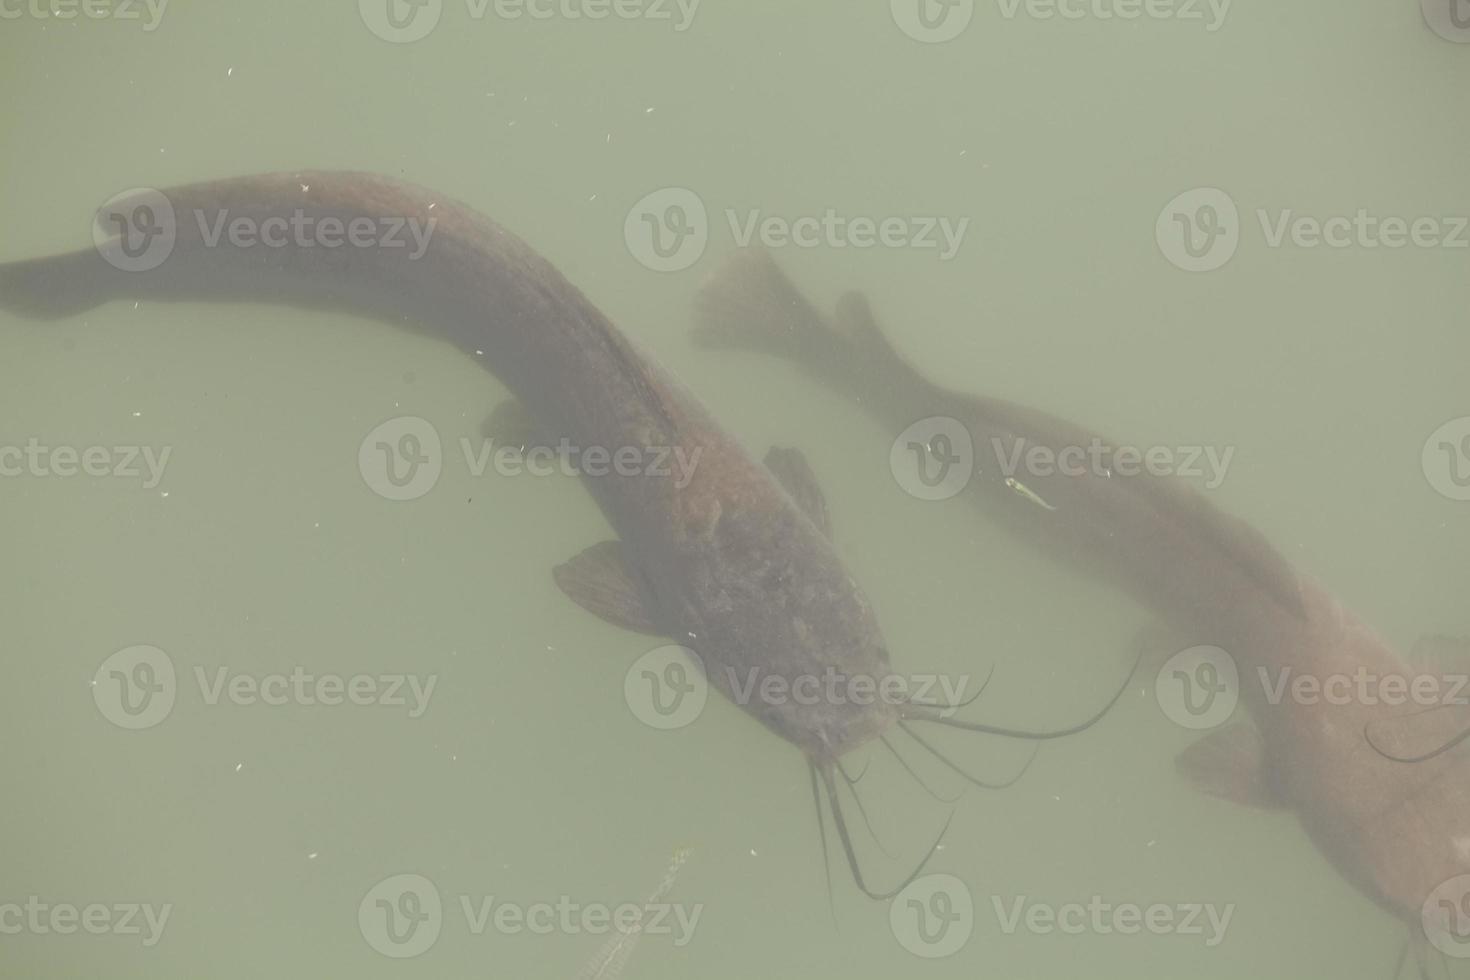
<box><xmin>805</xmin><ymin>653</ymin><xmax>1141</xmax><ymax>901</ymax></box>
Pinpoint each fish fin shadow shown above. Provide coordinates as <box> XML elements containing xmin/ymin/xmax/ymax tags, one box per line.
<box><xmin>1176</xmin><ymin>723</ymin><xmax>1283</xmax><ymax>809</ymax></box>
<box><xmin>481</xmin><ymin>397</ymin><xmax>556</xmax><ymax>455</ymax></box>
<box><xmin>764</xmin><ymin>446</ymin><xmax>831</xmax><ymax>538</ymax></box>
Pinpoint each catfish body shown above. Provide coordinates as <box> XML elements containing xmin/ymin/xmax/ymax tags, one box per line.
<box><xmin>694</xmin><ymin>249</ymin><xmax>1470</xmax><ymax>935</ymax></box>
<box><xmin>0</xmin><ymin>172</ymin><xmax>899</xmax><ymax>761</ymax></box>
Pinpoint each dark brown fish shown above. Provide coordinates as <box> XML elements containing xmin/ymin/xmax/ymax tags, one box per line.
<box><xmin>0</xmin><ymin>172</ymin><xmax>1128</xmax><ymax>899</ymax></box>
<box><xmin>695</xmin><ymin>248</ymin><xmax>1470</xmax><ymax>964</ymax></box>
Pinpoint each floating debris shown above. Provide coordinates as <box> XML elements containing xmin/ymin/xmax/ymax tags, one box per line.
<box><xmin>575</xmin><ymin>847</ymin><xmax>692</xmax><ymax>980</ymax></box>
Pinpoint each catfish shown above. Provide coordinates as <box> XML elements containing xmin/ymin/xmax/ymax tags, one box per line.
<box><xmin>695</xmin><ymin>248</ymin><xmax>1470</xmax><ymax>968</ymax></box>
<box><xmin>0</xmin><ymin>172</ymin><xmax>1130</xmax><ymax>898</ymax></box>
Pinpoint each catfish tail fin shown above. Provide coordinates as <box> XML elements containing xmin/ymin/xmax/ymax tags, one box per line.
<box><xmin>0</xmin><ymin>248</ymin><xmax>117</xmax><ymax>320</ymax></box>
<box><xmin>692</xmin><ymin>248</ymin><xmax>838</xmax><ymax>367</ymax></box>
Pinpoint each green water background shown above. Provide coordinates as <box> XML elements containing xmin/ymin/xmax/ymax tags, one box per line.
<box><xmin>1</xmin><ymin>2</ymin><xmax>1468</xmax><ymax>977</ymax></box>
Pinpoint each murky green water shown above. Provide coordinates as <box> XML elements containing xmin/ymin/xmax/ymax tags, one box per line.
<box><xmin>2</xmin><ymin>2</ymin><xmax>1468</xmax><ymax>977</ymax></box>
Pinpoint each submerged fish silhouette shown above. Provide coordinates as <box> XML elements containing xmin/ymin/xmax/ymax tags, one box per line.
<box><xmin>695</xmin><ymin>248</ymin><xmax>1470</xmax><ymax>971</ymax></box>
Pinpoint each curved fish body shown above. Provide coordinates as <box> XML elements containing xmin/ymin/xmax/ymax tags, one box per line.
<box><xmin>694</xmin><ymin>249</ymin><xmax>1470</xmax><ymax>946</ymax></box>
<box><xmin>0</xmin><ymin>172</ymin><xmax>898</xmax><ymax>762</ymax></box>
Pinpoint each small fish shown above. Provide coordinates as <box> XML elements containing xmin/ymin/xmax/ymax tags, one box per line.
<box><xmin>1004</xmin><ymin>476</ymin><xmax>1057</xmax><ymax>511</ymax></box>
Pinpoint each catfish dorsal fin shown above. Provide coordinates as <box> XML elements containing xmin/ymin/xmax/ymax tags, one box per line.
<box><xmin>763</xmin><ymin>446</ymin><xmax>831</xmax><ymax>537</ymax></box>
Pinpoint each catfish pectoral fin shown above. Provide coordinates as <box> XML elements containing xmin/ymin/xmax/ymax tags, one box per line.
<box><xmin>553</xmin><ymin>540</ymin><xmax>665</xmax><ymax>636</ymax></box>
<box><xmin>763</xmin><ymin>446</ymin><xmax>831</xmax><ymax>537</ymax></box>
<box><xmin>1176</xmin><ymin>723</ymin><xmax>1283</xmax><ymax>808</ymax></box>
